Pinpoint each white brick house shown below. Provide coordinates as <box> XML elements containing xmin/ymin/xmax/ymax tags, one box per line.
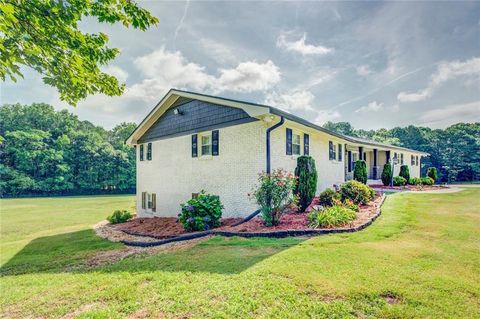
<box><xmin>127</xmin><ymin>89</ymin><xmax>428</xmax><ymax>218</ymax></box>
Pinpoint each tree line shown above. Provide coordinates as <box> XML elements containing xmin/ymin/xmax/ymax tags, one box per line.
<box><xmin>323</xmin><ymin>121</ymin><xmax>480</xmax><ymax>182</ymax></box>
<box><xmin>0</xmin><ymin>103</ymin><xmax>136</xmax><ymax>197</ymax></box>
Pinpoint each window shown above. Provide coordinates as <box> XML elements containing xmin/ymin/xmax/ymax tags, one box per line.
<box><xmin>416</xmin><ymin>156</ymin><xmax>419</xmax><ymax>166</ymax></box>
<box><xmin>292</xmin><ymin>133</ymin><xmax>301</xmax><ymax>155</ymax></box>
<box><xmin>139</xmin><ymin>144</ymin><xmax>144</xmax><ymax>161</ymax></box>
<box><xmin>147</xmin><ymin>193</ymin><xmax>152</xmax><ymax>209</ymax></box>
<box><xmin>151</xmin><ymin>193</ymin><xmax>156</xmax><ymax>212</ymax></box>
<box><xmin>352</xmin><ymin>152</ymin><xmax>358</xmax><ymax>169</ymax></box>
<box><xmin>141</xmin><ymin>192</ymin><xmax>146</xmax><ymax>209</ymax></box>
<box><xmin>400</xmin><ymin>153</ymin><xmax>404</xmax><ymax>165</ymax></box>
<box><xmin>338</xmin><ymin>144</ymin><xmax>342</xmax><ymax>161</ymax></box>
<box><xmin>332</xmin><ymin>142</ymin><xmax>337</xmax><ymax>160</ymax></box>
<box><xmin>147</xmin><ymin>143</ymin><xmax>152</xmax><ymax>160</ymax></box>
<box><xmin>411</xmin><ymin>155</ymin><xmax>415</xmax><ymax>166</ymax></box>
<box><xmin>201</xmin><ymin>134</ymin><xmax>212</xmax><ymax>156</ymax></box>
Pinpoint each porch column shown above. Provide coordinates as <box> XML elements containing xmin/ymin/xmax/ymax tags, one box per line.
<box><xmin>373</xmin><ymin>149</ymin><xmax>378</xmax><ymax>179</ymax></box>
<box><xmin>359</xmin><ymin>147</ymin><xmax>363</xmax><ymax>161</ymax></box>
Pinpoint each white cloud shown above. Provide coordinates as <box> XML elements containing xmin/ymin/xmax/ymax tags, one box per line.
<box><xmin>398</xmin><ymin>57</ymin><xmax>480</xmax><ymax>103</ymax></box>
<box><xmin>102</xmin><ymin>66</ymin><xmax>129</xmax><ymax>83</ymax></box>
<box><xmin>356</xmin><ymin>65</ymin><xmax>372</xmax><ymax>76</ymax></box>
<box><xmin>355</xmin><ymin>101</ymin><xmax>384</xmax><ymax>113</ymax></box>
<box><xmin>390</xmin><ymin>104</ymin><xmax>400</xmax><ymax>112</ymax></box>
<box><xmin>264</xmin><ymin>90</ymin><xmax>315</xmax><ymax>112</ymax></box>
<box><xmin>174</xmin><ymin>0</ymin><xmax>190</xmax><ymax>42</ymax></box>
<box><xmin>128</xmin><ymin>48</ymin><xmax>280</xmax><ymax>103</ymax></box>
<box><xmin>314</xmin><ymin>110</ymin><xmax>341</xmax><ymax>125</ymax></box>
<box><xmin>276</xmin><ymin>32</ymin><xmax>334</xmax><ymax>56</ymax></box>
<box><xmin>420</xmin><ymin>100</ymin><xmax>480</xmax><ymax>127</ymax></box>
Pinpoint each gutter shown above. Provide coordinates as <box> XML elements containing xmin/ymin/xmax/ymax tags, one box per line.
<box><xmin>266</xmin><ymin>116</ymin><xmax>284</xmax><ymax>173</ymax></box>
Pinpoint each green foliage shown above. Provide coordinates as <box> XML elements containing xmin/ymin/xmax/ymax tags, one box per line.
<box><xmin>409</xmin><ymin>177</ymin><xmax>422</xmax><ymax>185</ymax></box>
<box><xmin>342</xmin><ymin>199</ymin><xmax>359</xmax><ymax>212</ymax></box>
<box><xmin>107</xmin><ymin>210</ymin><xmax>133</xmax><ymax>224</ymax></box>
<box><xmin>294</xmin><ymin>156</ymin><xmax>318</xmax><ymax>211</ymax></box>
<box><xmin>399</xmin><ymin>165</ymin><xmax>410</xmax><ymax>182</ymax></box>
<box><xmin>308</xmin><ymin>205</ymin><xmax>357</xmax><ymax>228</ymax></box>
<box><xmin>393</xmin><ymin>176</ymin><xmax>407</xmax><ymax>186</ymax></box>
<box><xmin>179</xmin><ymin>191</ymin><xmax>224</xmax><ymax>231</ymax></box>
<box><xmin>427</xmin><ymin>167</ymin><xmax>438</xmax><ymax>182</ymax></box>
<box><xmin>421</xmin><ymin>177</ymin><xmax>434</xmax><ymax>185</ymax></box>
<box><xmin>0</xmin><ymin>103</ymin><xmax>136</xmax><ymax>196</ymax></box>
<box><xmin>0</xmin><ymin>1</ymin><xmax>158</xmax><ymax>105</ymax></box>
<box><xmin>252</xmin><ymin>169</ymin><xmax>297</xmax><ymax>226</ymax></box>
<box><xmin>318</xmin><ymin>188</ymin><xmax>340</xmax><ymax>207</ymax></box>
<box><xmin>381</xmin><ymin>163</ymin><xmax>393</xmax><ymax>186</ymax></box>
<box><xmin>353</xmin><ymin>160</ymin><xmax>368</xmax><ymax>184</ymax></box>
<box><xmin>340</xmin><ymin>180</ymin><xmax>375</xmax><ymax>205</ymax></box>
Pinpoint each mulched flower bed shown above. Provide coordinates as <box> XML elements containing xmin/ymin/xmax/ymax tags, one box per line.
<box><xmin>112</xmin><ymin>194</ymin><xmax>384</xmax><ymax>238</ymax></box>
<box><xmin>370</xmin><ymin>184</ymin><xmax>448</xmax><ymax>191</ymax></box>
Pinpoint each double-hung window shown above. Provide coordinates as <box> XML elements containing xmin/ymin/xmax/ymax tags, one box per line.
<box><xmin>292</xmin><ymin>133</ymin><xmax>301</xmax><ymax>155</ymax></box>
<box><xmin>201</xmin><ymin>134</ymin><xmax>212</xmax><ymax>156</ymax></box>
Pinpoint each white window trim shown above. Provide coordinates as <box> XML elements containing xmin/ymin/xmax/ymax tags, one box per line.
<box><xmin>292</xmin><ymin>132</ymin><xmax>301</xmax><ymax>156</ymax></box>
<box><xmin>199</xmin><ymin>132</ymin><xmax>212</xmax><ymax>157</ymax></box>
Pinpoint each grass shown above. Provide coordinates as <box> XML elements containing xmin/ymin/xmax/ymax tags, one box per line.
<box><xmin>1</xmin><ymin>189</ymin><xmax>479</xmax><ymax>318</ymax></box>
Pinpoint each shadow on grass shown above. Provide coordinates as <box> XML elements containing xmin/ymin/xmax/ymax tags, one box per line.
<box><xmin>1</xmin><ymin>230</ymin><xmax>304</xmax><ymax>276</ymax></box>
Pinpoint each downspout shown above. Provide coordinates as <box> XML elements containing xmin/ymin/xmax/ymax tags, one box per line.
<box><xmin>266</xmin><ymin>116</ymin><xmax>284</xmax><ymax>173</ymax></box>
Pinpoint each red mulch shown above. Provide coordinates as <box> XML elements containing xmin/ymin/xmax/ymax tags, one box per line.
<box><xmin>113</xmin><ymin>217</ymin><xmax>242</xmax><ymax>239</ymax></box>
<box><xmin>112</xmin><ymin>194</ymin><xmax>384</xmax><ymax>237</ymax></box>
<box><xmin>370</xmin><ymin>184</ymin><xmax>448</xmax><ymax>191</ymax></box>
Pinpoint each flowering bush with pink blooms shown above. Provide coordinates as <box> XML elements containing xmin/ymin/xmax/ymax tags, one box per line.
<box><xmin>251</xmin><ymin>169</ymin><xmax>297</xmax><ymax>226</ymax></box>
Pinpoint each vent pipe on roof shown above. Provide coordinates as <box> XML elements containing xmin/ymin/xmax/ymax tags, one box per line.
<box><xmin>266</xmin><ymin>116</ymin><xmax>284</xmax><ymax>174</ymax></box>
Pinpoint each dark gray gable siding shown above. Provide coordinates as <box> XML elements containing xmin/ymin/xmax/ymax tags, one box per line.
<box><xmin>138</xmin><ymin>99</ymin><xmax>257</xmax><ymax>143</ymax></box>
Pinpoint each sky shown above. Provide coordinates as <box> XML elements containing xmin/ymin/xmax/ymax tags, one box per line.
<box><xmin>1</xmin><ymin>1</ymin><xmax>480</xmax><ymax>130</ymax></box>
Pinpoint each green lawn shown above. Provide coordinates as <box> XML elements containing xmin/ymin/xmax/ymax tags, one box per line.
<box><xmin>1</xmin><ymin>190</ymin><xmax>479</xmax><ymax>318</ymax></box>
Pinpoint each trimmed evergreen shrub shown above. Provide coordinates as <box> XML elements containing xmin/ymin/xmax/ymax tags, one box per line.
<box><xmin>353</xmin><ymin>160</ymin><xmax>368</xmax><ymax>184</ymax></box>
<box><xmin>107</xmin><ymin>210</ymin><xmax>133</xmax><ymax>224</ymax></box>
<box><xmin>179</xmin><ymin>191</ymin><xmax>224</xmax><ymax>231</ymax></box>
<box><xmin>393</xmin><ymin>176</ymin><xmax>407</xmax><ymax>186</ymax></box>
<box><xmin>294</xmin><ymin>156</ymin><xmax>318</xmax><ymax>212</ymax></box>
<box><xmin>421</xmin><ymin>177</ymin><xmax>434</xmax><ymax>185</ymax></box>
<box><xmin>318</xmin><ymin>188</ymin><xmax>340</xmax><ymax>207</ymax></box>
<box><xmin>399</xmin><ymin>165</ymin><xmax>410</xmax><ymax>182</ymax></box>
<box><xmin>409</xmin><ymin>177</ymin><xmax>422</xmax><ymax>185</ymax></box>
<box><xmin>308</xmin><ymin>205</ymin><xmax>357</xmax><ymax>228</ymax></box>
<box><xmin>381</xmin><ymin>163</ymin><xmax>393</xmax><ymax>186</ymax></box>
<box><xmin>427</xmin><ymin>167</ymin><xmax>438</xmax><ymax>182</ymax></box>
<box><xmin>340</xmin><ymin>180</ymin><xmax>375</xmax><ymax>205</ymax></box>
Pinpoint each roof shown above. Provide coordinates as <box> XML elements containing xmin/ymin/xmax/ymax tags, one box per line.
<box><xmin>127</xmin><ymin>89</ymin><xmax>429</xmax><ymax>156</ymax></box>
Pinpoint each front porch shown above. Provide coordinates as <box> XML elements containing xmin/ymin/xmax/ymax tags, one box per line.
<box><xmin>344</xmin><ymin>145</ymin><xmax>393</xmax><ymax>181</ymax></box>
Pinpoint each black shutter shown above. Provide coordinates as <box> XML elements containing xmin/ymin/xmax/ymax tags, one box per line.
<box><xmin>212</xmin><ymin>130</ymin><xmax>219</xmax><ymax>156</ymax></box>
<box><xmin>147</xmin><ymin>143</ymin><xmax>152</xmax><ymax>160</ymax></box>
<box><xmin>329</xmin><ymin>141</ymin><xmax>333</xmax><ymax>160</ymax></box>
<box><xmin>303</xmin><ymin>134</ymin><xmax>309</xmax><ymax>155</ymax></box>
<box><xmin>348</xmin><ymin>151</ymin><xmax>352</xmax><ymax>172</ymax></box>
<box><xmin>286</xmin><ymin>128</ymin><xmax>292</xmax><ymax>155</ymax></box>
<box><xmin>140</xmin><ymin>144</ymin><xmax>144</xmax><ymax>161</ymax></box>
<box><xmin>141</xmin><ymin>192</ymin><xmax>146</xmax><ymax>209</ymax></box>
<box><xmin>152</xmin><ymin>193</ymin><xmax>156</xmax><ymax>212</ymax></box>
<box><xmin>338</xmin><ymin>144</ymin><xmax>342</xmax><ymax>161</ymax></box>
<box><xmin>192</xmin><ymin>134</ymin><xmax>198</xmax><ymax>157</ymax></box>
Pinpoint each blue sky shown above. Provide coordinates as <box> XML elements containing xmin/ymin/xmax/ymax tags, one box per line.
<box><xmin>1</xmin><ymin>1</ymin><xmax>479</xmax><ymax>129</ymax></box>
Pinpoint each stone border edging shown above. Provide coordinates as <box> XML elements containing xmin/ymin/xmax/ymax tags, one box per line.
<box><xmin>121</xmin><ymin>194</ymin><xmax>386</xmax><ymax>247</ymax></box>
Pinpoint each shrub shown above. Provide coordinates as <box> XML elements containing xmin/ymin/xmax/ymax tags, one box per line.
<box><xmin>421</xmin><ymin>177</ymin><xmax>434</xmax><ymax>185</ymax></box>
<box><xmin>107</xmin><ymin>210</ymin><xmax>133</xmax><ymax>224</ymax></box>
<box><xmin>427</xmin><ymin>167</ymin><xmax>438</xmax><ymax>182</ymax></box>
<box><xmin>252</xmin><ymin>169</ymin><xmax>297</xmax><ymax>226</ymax></box>
<box><xmin>399</xmin><ymin>165</ymin><xmax>410</xmax><ymax>182</ymax></box>
<box><xmin>342</xmin><ymin>199</ymin><xmax>359</xmax><ymax>212</ymax></box>
<box><xmin>294</xmin><ymin>156</ymin><xmax>318</xmax><ymax>212</ymax></box>
<box><xmin>353</xmin><ymin>160</ymin><xmax>368</xmax><ymax>184</ymax></box>
<box><xmin>308</xmin><ymin>205</ymin><xmax>357</xmax><ymax>228</ymax></box>
<box><xmin>409</xmin><ymin>177</ymin><xmax>422</xmax><ymax>185</ymax></box>
<box><xmin>381</xmin><ymin>163</ymin><xmax>393</xmax><ymax>186</ymax></box>
<box><xmin>393</xmin><ymin>176</ymin><xmax>407</xmax><ymax>186</ymax></box>
<box><xmin>179</xmin><ymin>191</ymin><xmax>224</xmax><ymax>231</ymax></box>
<box><xmin>340</xmin><ymin>180</ymin><xmax>375</xmax><ymax>205</ymax></box>
<box><xmin>318</xmin><ymin>188</ymin><xmax>340</xmax><ymax>207</ymax></box>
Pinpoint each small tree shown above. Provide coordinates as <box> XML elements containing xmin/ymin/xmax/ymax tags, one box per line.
<box><xmin>294</xmin><ymin>156</ymin><xmax>318</xmax><ymax>212</ymax></box>
<box><xmin>353</xmin><ymin>160</ymin><xmax>368</xmax><ymax>184</ymax></box>
<box><xmin>427</xmin><ymin>167</ymin><xmax>438</xmax><ymax>182</ymax></box>
<box><xmin>399</xmin><ymin>165</ymin><xmax>410</xmax><ymax>182</ymax></box>
<box><xmin>381</xmin><ymin>163</ymin><xmax>393</xmax><ymax>186</ymax></box>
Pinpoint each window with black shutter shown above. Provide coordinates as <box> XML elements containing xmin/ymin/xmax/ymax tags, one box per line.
<box><xmin>416</xmin><ymin>156</ymin><xmax>419</xmax><ymax>166</ymax></box>
<box><xmin>400</xmin><ymin>153</ymin><xmax>404</xmax><ymax>165</ymax></box>
<box><xmin>192</xmin><ymin>134</ymin><xmax>198</xmax><ymax>157</ymax></box>
<box><xmin>411</xmin><ymin>155</ymin><xmax>415</xmax><ymax>166</ymax></box>
<box><xmin>338</xmin><ymin>144</ymin><xmax>343</xmax><ymax>161</ymax></box>
<box><xmin>303</xmin><ymin>134</ymin><xmax>309</xmax><ymax>155</ymax></box>
<box><xmin>141</xmin><ymin>192</ymin><xmax>146</xmax><ymax>209</ymax></box>
<box><xmin>147</xmin><ymin>193</ymin><xmax>152</xmax><ymax>209</ymax></box>
<box><xmin>151</xmin><ymin>193</ymin><xmax>156</xmax><ymax>212</ymax></box>
<box><xmin>286</xmin><ymin>128</ymin><xmax>292</xmax><ymax>155</ymax></box>
<box><xmin>147</xmin><ymin>143</ymin><xmax>152</xmax><ymax>160</ymax></box>
<box><xmin>329</xmin><ymin>141</ymin><xmax>334</xmax><ymax>160</ymax></box>
<box><xmin>212</xmin><ymin>130</ymin><xmax>219</xmax><ymax>156</ymax></box>
<box><xmin>139</xmin><ymin>144</ymin><xmax>144</xmax><ymax>161</ymax></box>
